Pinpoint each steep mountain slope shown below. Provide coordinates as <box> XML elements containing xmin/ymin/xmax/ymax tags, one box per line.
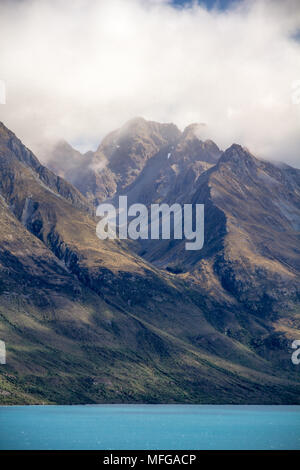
<box><xmin>204</xmin><ymin>145</ymin><xmax>300</xmax><ymax>312</ymax></box>
<box><xmin>131</xmin><ymin>142</ymin><xmax>300</xmax><ymax>369</ymax></box>
<box><xmin>0</xmin><ymin>120</ymin><xmax>299</xmax><ymax>404</ymax></box>
<box><xmin>1</xmin><ymin>124</ymin><xmax>281</xmax><ymax>404</ymax></box>
<box><xmin>0</xmin><ymin>124</ymin><xmax>91</xmax><ymax>215</ymax></box>
<box><xmin>140</xmin><ymin>144</ymin><xmax>300</xmax><ymax>312</ymax></box>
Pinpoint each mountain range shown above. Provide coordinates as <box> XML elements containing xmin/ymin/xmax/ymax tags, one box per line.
<box><xmin>0</xmin><ymin>117</ymin><xmax>299</xmax><ymax>404</ymax></box>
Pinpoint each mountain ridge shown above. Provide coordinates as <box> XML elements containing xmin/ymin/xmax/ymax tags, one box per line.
<box><xmin>0</xmin><ymin>119</ymin><xmax>299</xmax><ymax>405</ymax></box>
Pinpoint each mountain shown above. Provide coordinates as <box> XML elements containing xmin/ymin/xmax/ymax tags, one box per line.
<box><xmin>0</xmin><ymin>124</ymin><xmax>91</xmax><ymax>215</ymax></box>
<box><xmin>134</xmin><ymin>144</ymin><xmax>300</xmax><ymax>312</ymax></box>
<box><xmin>46</xmin><ymin>117</ymin><xmax>220</xmax><ymax>206</ymax></box>
<box><xmin>0</xmin><ymin>120</ymin><xmax>299</xmax><ymax>405</ymax></box>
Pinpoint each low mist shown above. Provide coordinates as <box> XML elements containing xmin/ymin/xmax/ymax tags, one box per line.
<box><xmin>0</xmin><ymin>0</ymin><xmax>300</xmax><ymax>166</ymax></box>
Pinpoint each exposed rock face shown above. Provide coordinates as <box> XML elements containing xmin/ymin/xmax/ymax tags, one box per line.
<box><xmin>97</xmin><ymin>117</ymin><xmax>181</xmax><ymax>190</ymax></box>
<box><xmin>0</xmin><ymin>120</ymin><xmax>299</xmax><ymax>405</ymax></box>
<box><xmin>201</xmin><ymin>144</ymin><xmax>300</xmax><ymax>315</ymax></box>
<box><xmin>134</xmin><ymin>142</ymin><xmax>300</xmax><ymax>315</ymax></box>
<box><xmin>171</xmin><ymin>123</ymin><xmax>221</xmax><ymax>165</ymax></box>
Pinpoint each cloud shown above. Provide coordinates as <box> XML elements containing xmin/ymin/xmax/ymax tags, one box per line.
<box><xmin>0</xmin><ymin>0</ymin><xmax>300</xmax><ymax>166</ymax></box>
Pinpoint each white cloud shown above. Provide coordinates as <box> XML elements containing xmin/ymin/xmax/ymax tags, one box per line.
<box><xmin>0</xmin><ymin>0</ymin><xmax>300</xmax><ymax>166</ymax></box>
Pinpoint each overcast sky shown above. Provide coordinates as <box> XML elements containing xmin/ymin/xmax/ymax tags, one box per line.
<box><xmin>0</xmin><ymin>0</ymin><xmax>300</xmax><ymax>166</ymax></box>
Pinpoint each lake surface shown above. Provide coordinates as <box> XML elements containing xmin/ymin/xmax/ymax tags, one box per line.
<box><xmin>0</xmin><ymin>405</ymin><xmax>299</xmax><ymax>450</ymax></box>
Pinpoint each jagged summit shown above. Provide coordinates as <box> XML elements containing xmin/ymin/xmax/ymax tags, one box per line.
<box><xmin>217</xmin><ymin>143</ymin><xmax>259</xmax><ymax>170</ymax></box>
<box><xmin>182</xmin><ymin>122</ymin><xmax>206</xmax><ymax>139</ymax></box>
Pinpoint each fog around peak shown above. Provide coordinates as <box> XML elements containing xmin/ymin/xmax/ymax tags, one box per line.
<box><xmin>0</xmin><ymin>0</ymin><xmax>300</xmax><ymax>167</ymax></box>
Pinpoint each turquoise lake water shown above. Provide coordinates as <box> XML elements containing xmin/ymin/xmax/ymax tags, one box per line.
<box><xmin>0</xmin><ymin>405</ymin><xmax>299</xmax><ymax>450</ymax></box>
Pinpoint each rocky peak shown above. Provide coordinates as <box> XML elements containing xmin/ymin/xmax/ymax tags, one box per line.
<box><xmin>172</xmin><ymin>124</ymin><xmax>221</xmax><ymax>165</ymax></box>
<box><xmin>91</xmin><ymin>118</ymin><xmax>181</xmax><ymax>194</ymax></box>
<box><xmin>182</xmin><ymin>123</ymin><xmax>206</xmax><ymax>140</ymax></box>
<box><xmin>219</xmin><ymin>144</ymin><xmax>257</xmax><ymax>164</ymax></box>
<box><xmin>99</xmin><ymin>117</ymin><xmax>181</xmax><ymax>154</ymax></box>
<box><xmin>0</xmin><ymin>120</ymin><xmax>12</xmax><ymax>140</ymax></box>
